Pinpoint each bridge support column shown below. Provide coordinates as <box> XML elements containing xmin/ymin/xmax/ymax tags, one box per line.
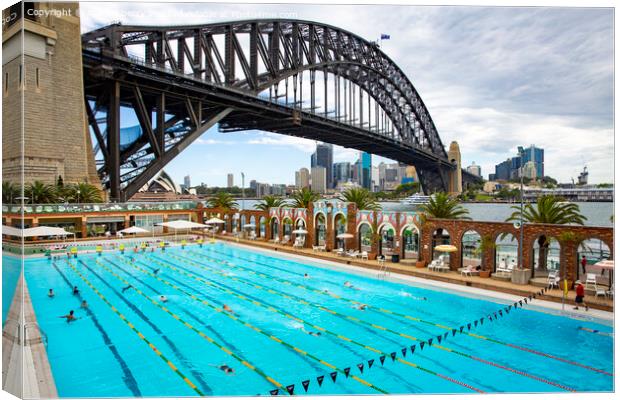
<box><xmin>107</xmin><ymin>81</ymin><xmax>121</xmax><ymax>202</ymax></box>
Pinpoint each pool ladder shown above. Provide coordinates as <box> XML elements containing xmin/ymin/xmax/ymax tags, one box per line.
<box><xmin>377</xmin><ymin>259</ymin><xmax>390</xmax><ymax>279</ymax></box>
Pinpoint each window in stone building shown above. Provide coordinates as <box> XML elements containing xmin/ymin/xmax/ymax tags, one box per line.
<box><xmin>4</xmin><ymin>72</ymin><xmax>8</xmax><ymax>94</ymax></box>
<box><xmin>18</xmin><ymin>64</ymin><xmax>23</xmax><ymax>89</ymax></box>
<box><xmin>36</xmin><ymin>68</ymin><xmax>40</xmax><ymax>89</ymax></box>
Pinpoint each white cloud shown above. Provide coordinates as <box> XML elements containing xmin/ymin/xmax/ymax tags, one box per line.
<box><xmin>247</xmin><ymin>132</ymin><xmax>316</xmax><ymax>153</ymax></box>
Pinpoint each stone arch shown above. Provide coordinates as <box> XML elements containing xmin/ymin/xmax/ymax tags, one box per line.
<box><xmin>400</xmin><ymin>224</ymin><xmax>420</xmax><ymax>260</ymax></box>
<box><xmin>259</xmin><ymin>216</ymin><xmax>266</xmax><ymax>238</ymax></box>
<box><xmin>333</xmin><ymin>213</ymin><xmax>347</xmax><ymax>249</ymax></box>
<box><xmin>282</xmin><ymin>216</ymin><xmax>294</xmax><ymax>242</ymax></box>
<box><xmin>431</xmin><ymin>226</ymin><xmax>452</xmax><ymax>261</ymax></box>
<box><xmin>357</xmin><ymin>221</ymin><xmax>373</xmax><ymax>252</ymax></box>
<box><xmin>378</xmin><ymin>222</ymin><xmax>396</xmax><ymax>256</ymax></box>
<box><xmin>494</xmin><ymin>232</ymin><xmax>519</xmax><ymax>273</ymax></box>
<box><xmin>460</xmin><ymin>229</ymin><xmax>482</xmax><ymax>269</ymax></box>
<box><xmin>314</xmin><ymin>213</ymin><xmax>327</xmax><ymax>246</ymax></box>
<box><xmin>269</xmin><ymin>216</ymin><xmax>280</xmax><ymax>239</ymax></box>
<box><xmin>575</xmin><ymin>236</ymin><xmax>612</xmax><ymax>284</ymax></box>
<box><xmin>528</xmin><ymin>232</ymin><xmax>562</xmax><ymax>278</ymax></box>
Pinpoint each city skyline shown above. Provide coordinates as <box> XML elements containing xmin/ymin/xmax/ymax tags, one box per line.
<box><xmin>79</xmin><ymin>3</ymin><xmax>614</xmax><ymax>187</ymax></box>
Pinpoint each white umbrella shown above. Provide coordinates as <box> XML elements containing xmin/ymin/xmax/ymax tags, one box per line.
<box><xmin>118</xmin><ymin>226</ymin><xmax>150</xmax><ymax>235</ymax></box>
<box><xmin>243</xmin><ymin>223</ymin><xmax>256</xmax><ymax>229</ymax></box>
<box><xmin>292</xmin><ymin>229</ymin><xmax>308</xmax><ymax>234</ymax></box>
<box><xmin>205</xmin><ymin>218</ymin><xmax>226</xmax><ymax>225</ymax></box>
<box><xmin>337</xmin><ymin>232</ymin><xmax>355</xmax><ymax>252</ymax></box>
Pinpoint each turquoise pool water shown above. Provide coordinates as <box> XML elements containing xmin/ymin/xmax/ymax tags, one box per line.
<box><xmin>21</xmin><ymin>243</ymin><xmax>613</xmax><ymax>396</ymax></box>
<box><xmin>3</xmin><ymin>255</ymin><xmax>21</xmax><ymax>326</ymax></box>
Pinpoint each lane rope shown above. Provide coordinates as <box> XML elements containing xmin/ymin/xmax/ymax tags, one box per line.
<box><xmin>87</xmin><ymin>258</ymin><xmax>286</xmax><ymax>393</ymax></box>
<box><xmin>192</xmin><ymin>247</ymin><xmax>613</xmax><ymax>377</ymax></box>
<box><xmin>98</xmin><ymin>256</ymin><xmax>386</xmax><ymax>395</ymax></box>
<box><xmin>162</xmin><ymin>252</ymin><xmax>578</xmax><ymax>392</ymax></box>
<box><xmin>62</xmin><ymin>259</ymin><xmax>204</xmax><ymax>396</ymax></box>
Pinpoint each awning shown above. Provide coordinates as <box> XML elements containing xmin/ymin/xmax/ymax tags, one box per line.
<box><xmin>2</xmin><ymin>225</ymin><xmax>73</xmax><ymax>237</ymax></box>
<box><xmin>118</xmin><ymin>226</ymin><xmax>150</xmax><ymax>234</ymax></box>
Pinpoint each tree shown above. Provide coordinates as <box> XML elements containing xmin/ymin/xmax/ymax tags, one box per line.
<box><xmin>506</xmin><ymin>195</ymin><xmax>585</xmax><ymax>271</ymax></box>
<box><xmin>2</xmin><ymin>181</ymin><xmax>21</xmax><ymax>204</ymax></box>
<box><xmin>254</xmin><ymin>195</ymin><xmax>289</xmax><ymax>210</ymax></box>
<box><xmin>419</xmin><ymin>192</ymin><xmax>471</xmax><ymax>220</ymax></box>
<box><xmin>64</xmin><ymin>183</ymin><xmax>103</xmax><ymax>203</ymax></box>
<box><xmin>338</xmin><ymin>187</ymin><xmax>381</xmax><ymax>211</ymax></box>
<box><xmin>207</xmin><ymin>192</ymin><xmax>239</xmax><ymax>209</ymax></box>
<box><xmin>25</xmin><ymin>181</ymin><xmax>58</xmax><ymax>204</ymax></box>
<box><xmin>56</xmin><ymin>175</ymin><xmax>64</xmax><ymax>188</ymax></box>
<box><xmin>290</xmin><ymin>187</ymin><xmax>320</xmax><ymax>208</ymax></box>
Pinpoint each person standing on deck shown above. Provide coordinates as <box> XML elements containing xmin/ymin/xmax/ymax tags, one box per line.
<box><xmin>573</xmin><ymin>280</ymin><xmax>589</xmax><ymax>311</ymax></box>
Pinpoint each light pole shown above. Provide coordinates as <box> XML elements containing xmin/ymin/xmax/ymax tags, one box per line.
<box><xmin>241</xmin><ymin>172</ymin><xmax>245</xmax><ymax>211</ymax></box>
<box><xmin>519</xmin><ymin>151</ymin><xmax>524</xmax><ymax>271</ymax></box>
<box><xmin>77</xmin><ymin>189</ymin><xmax>81</xmax><ymax>205</ymax></box>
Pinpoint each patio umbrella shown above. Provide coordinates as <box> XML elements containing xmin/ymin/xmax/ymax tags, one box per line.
<box><xmin>118</xmin><ymin>226</ymin><xmax>150</xmax><ymax>235</ymax></box>
<box><xmin>434</xmin><ymin>244</ymin><xmax>458</xmax><ymax>253</ymax></box>
<box><xmin>337</xmin><ymin>232</ymin><xmax>355</xmax><ymax>252</ymax></box>
<box><xmin>205</xmin><ymin>217</ymin><xmax>226</xmax><ymax>225</ymax></box>
<box><xmin>156</xmin><ymin>220</ymin><xmax>210</xmax><ymax>242</ymax></box>
<box><xmin>292</xmin><ymin>229</ymin><xmax>308</xmax><ymax>234</ymax></box>
<box><xmin>593</xmin><ymin>259</ymin><xmax>614</xmax><ymax>288</ymax></box>
<box><xmin>243</xmin><ymin>223</ymin><xmax>256</xmax><ymax>229</ymax></box>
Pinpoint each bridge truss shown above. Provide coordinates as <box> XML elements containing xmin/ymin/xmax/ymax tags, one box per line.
<box><xmin>82</xmin><ymin>19</ymin><xmax>476</xmax><ymax>201</ymax></box>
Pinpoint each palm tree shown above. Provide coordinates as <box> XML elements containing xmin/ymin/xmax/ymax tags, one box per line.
<box><xmin>290</xmin><ymin>187</ymin><xmax>321</xmax><ymax>208</ymax></box>
<box><xmin>506</xmin><ymin>195</ymin><xmax>585</xmax><ymax>271</ymax></box>
<box><xmin>254</xmin><ymin>195</ymin><xmax>289</xmax><ymax>210</ymax></box>
<box><xmin>2</xmin><ymin>181</ymin><xmax>21</xmax><ymax>204</ymax></box>
<box><xmin>64</xmin><ymin>183</ymin><xmax>103</xmax><ymax>203</ymax></box>
<box><xmin>338</xmin><ymin>187</ymin><xmax>381</xmax><ymax>211</ymax></box>
<box><xmin>419</xmin><ymin>192</ymin><xmax>471</xmax><ymax>220</ymax></box>
<box><xmin>25</xmin><ymin>180</ymin><xmax>58</xmax><ymax>204</ymax></box>
<box><xmin>207</xmin><ymin>192</ymin><xmax>239</xmax><ymax>210</ymax></box>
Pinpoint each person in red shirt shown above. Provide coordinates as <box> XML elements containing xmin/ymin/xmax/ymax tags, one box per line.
<box><xmin>580</xmin><ymin>255</ymin><xmax>587</xmax><ymax>274</ymax></box>
<box><xmin>573</xmin><ymin>280</ymin><xmax>589</xmax><ymax>311</ymax></box>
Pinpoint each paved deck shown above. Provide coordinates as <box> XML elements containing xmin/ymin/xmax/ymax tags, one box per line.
<box><xmin>2</xmin><ymin>274</ymin><xmax>58</xmax><ymax>398</ymax></box>
<box><xmin>215</xmin><ymin>235</ymin><xmax>614</xmax><ymax>312</ymax></box>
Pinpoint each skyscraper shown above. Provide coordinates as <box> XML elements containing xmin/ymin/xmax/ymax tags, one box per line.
<box><xmin>466</xmin><ymin>162</ymin><xmax>481</xmax><ymax>177</ymax></box>
<box><xmin>358</xmin><ymin>152</ymin><xmax>371</xmax><ymax>190</ymax></box>
<box><xmin>183</xmin><ymin>175</ymin><xmax>191</xmax><ymax>188</ymax></box>
<box><xmin>333</xmin><ymin>162</ymin><xmax>351</xmax><ymax>185</ymax></box>
<box><xmin>295</xmin><ymin>167</ymin><xmax>310</xmax><ymax>188</ymax></box>
<box><xmin>227</xmin><ymin>173</ymin><xmax>234</xmax><ymax>188</ymax></box>
<box><xmin>310</xmin><ymin>166</ymin><xmax>327</xmax><ymax>194</ymax></box>
<box><xmin>311</xmin><ymin>143</ymin><xmax>333</xmax><ymax>189</ymax></box>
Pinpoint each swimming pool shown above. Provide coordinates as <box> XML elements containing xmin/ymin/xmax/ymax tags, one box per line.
<box><xmin>21</xmin><ymin>242</ymin><xmax>613</xmax><ymax>396</ymax></box>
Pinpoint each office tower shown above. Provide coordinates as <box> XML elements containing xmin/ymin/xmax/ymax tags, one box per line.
<box><xmin>358</xmin><ymin>152</ymin><xmax>371</xmax><ymax>190</ymax></box>
<box><xmin>183</xmin><ymin>175</ymin><xmax>191</xmax><ymax>188</ymax></box>
<box><xmin>227</xmin><ymin>173</ymin><xmax>234</xmax><ymax>188</ymax></box>
<box><xmin>310</xmin><ymin>166</ymin><xmax>327</xmax><ymax>193</ymax></box>
<box><xmin>311</xmin><ymin>143</ymin><xmax>333</xmax><ymax>188</ymax></box>
<box><xmin>466</xmin><ymin>162</ymin><xmax>481</xmax><ymax>177</ymax></box>
<box><xmin>295</xmin><ymin>167</ymin><xmax>310</xmax><ymax>188</ymax></box>
<box><xmin>333</xmin><ymin>162</ymin><xmax>351</xmax><ymax>185</ymax></box>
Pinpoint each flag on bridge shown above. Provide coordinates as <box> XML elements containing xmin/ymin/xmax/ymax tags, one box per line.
<box><xmin>381</xmin><ymin>34</ymin><xmax>391</xmax><ymax>40</ymax></box>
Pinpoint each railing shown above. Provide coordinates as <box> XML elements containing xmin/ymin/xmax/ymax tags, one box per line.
<box><xmin>3</xmin><ymin>201</ymin><xmax>198</xmax><ymax>214</ymax></box>
<box><xmin>3</xmin><ymin>318</ymin><xmax>20</xmax><ymax>345</ymax></box>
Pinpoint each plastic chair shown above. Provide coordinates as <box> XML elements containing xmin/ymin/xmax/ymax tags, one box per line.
<box><xmin>585</xmin><ymin>273</ymin><xmax>597</xmax><ymax>290</ymax></box>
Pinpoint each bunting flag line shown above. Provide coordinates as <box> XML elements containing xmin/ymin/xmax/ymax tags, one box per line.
<box><xmin>286</xmin><ymin>384</ymin><xmax>295</xmax><ymax>395</ymax></box>
<box><xmin>467</xmin><ymin>323</ymin><xmax>471</xmax><ymax>331</ymax></box>
<box><xmin>379</xmin><ymin>355</ymin><xmax>386</xmax><ymax>365</ymax></box>
<box><xmin>420</xmin><ymin>342</ymin><xmax>425</xmax><ymax>350</ymax></box>
<box><xmin>410</xmin><ymin>345</ymin><xmax>416</xmax><ymax>354</ymax></box>
<box><xmin>317</xmin><ymin>376</ymin><xmax>324</xmax><ymax>387</ymax></box>
<box><xmin>437</xmin><ymin>335</ymin><xmax>442</xmax><ymax>344</ymax></box>
<box><xmin>401</xmin><ymin>347</ymin><xmax>407</xmax><ymax>357</ymax></box>
<box><xmin>270</xmin><ymin>389</ymin><xmax>279</xmax><ymax>396</ymax></box>
<box><xmin>444</xmin><ymin>332</ymin><xmax>449</xmax><ymax>340</ymax></box>
<box><xmin>480</xmin><ymin>317</ymin><xmax>484</xmax><ymax>325</ymax></box>
<box><xmin>368</xmin><ymin>359</ymin><xmax>375</xmax><ymax>369</ymax></box>
<box><xmin>474</xmin><ymin>320</ymin><xmax>478</xmax><ymax>327</ymax></box>
<box><xmin>302</xmin><ymin>380</ymin><xmax>310</xmax><ymax>392</ymax></box>
<box><xmin>452</xmin><ymin>329</ymin><xmax>457</xmax><ymax>336</ymax></box>
<box><xmin>344</xmin><ymin>367</ymin><xmax>351</xmax><ymax>378</ymax></box>
<box><xmin>390</xmin><ymin>352</ymin><xmax>397</xmax><ymax>361</ymax></box>
<box><xmin>330</xmin><ymin>372</ymin><xmax>337</xmax><ymax>383</ymax></box>
<box><xmin>428</xmin><ymin>338</ymin><xmax>433</xmax><ymax>346</ymax></box>
<box><xmin>460</xmin><ymin>326</ymin><xmax>464</xmax><ymax>333</ymax></box>
<box><xmin>357</xmin><ymin>363</ymin><xmax>364</xmax><ymax>373</ymax></box>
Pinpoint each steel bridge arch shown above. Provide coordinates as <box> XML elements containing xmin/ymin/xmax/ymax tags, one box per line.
<box><xmin>82</xmin><ymin>19</ymin><xmax>476</xmax><ymax>200</ymax></box>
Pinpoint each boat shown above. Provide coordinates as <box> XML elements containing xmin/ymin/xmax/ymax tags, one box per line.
<box><xmin>399</xmin><ymin>194</ymin><xmax>432</xmax><ymax>205</ymax></box>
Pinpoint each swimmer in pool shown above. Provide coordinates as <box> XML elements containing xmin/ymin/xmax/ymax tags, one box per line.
<box><xmin>303</xmin><ymin>273</ymin><xmax>310</xmax><ymax>279</ymax></box>
<box><xmin>48</xmin><ymin>289</ymin><xmax>55</xmax><ymax>298</ymax></box>
<box><xmin>402</xmin><ymin>292</ymin><xmax>427</xmax><ymax>301</ymax></box>
<box><xmin>353</xmin><ymin>303</ymin><xmax>368</xmax><ymax>311</ymax></box>
<box><xmin>344</xmin><ymin>281</ymin><xmax>360</xmax><ymax>290</ymax></box>
<box><xmin>72</xmin><ymin>286</ymin><xmax>80</xmax><ymax>295</ymax></box>
<box><xmin>80</xmin><ymin>300</ymin><xmax>88</xmax><ymax>309</ymax></box>
<box><xmin>153</xmin><ymin>268</ymin><xmax>160</xmax><ymax>275</ymax></box>
<box><xmin>159</xmin><ymin>295</ymin><xmax>168</xmax><ymax>303</ymax></box>
<box><xmin>59</xmin><ymin>310</ymin><xmax>78</xmax><ymax>323</ymax></box>
<box><xmin>223</xmin><ymin>304</ymin><xmax>235</xmax><ymax>314</ymax></box>
<box><xmin>212</xmin><ymin>364</ymin><xmax>235</xmax><ymax>375</ymax></box>
<box><xmin>122</xmin><ymin>285</ymin><xmax>133</xmax><ymax>293</ymax></box>
<box><xmin>297</xmin><ymin>326</ymin><xmax>322</xmax><ymax>336</ymax></box>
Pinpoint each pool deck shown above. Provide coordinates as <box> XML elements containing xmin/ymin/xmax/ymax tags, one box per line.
<box><xmin>2</xmin><ymin>274</ymin><xmax>58</xmax><ymax>398</ymax></box>
<box><xmin>215</xmin><ymin>235</ymin><xmax>614</xmax><ymax>314</ymax></box>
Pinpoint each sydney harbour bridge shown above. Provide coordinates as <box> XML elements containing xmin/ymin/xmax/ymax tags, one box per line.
<box><xmin>81</xmin><ymin>19</ymin><xmax>481</xmax><ymax>201</ymax></box>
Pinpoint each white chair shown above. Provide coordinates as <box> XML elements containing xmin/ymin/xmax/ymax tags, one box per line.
<box><xmin>594</xmin><ymin>283</ymin><xmax>608</xmax><ymax>299</ymax></box>
<box><xmin>360</xmin><ymin>251</ymin><xmax>369</xmax><ymax>261</ymax></box>
<box><xmin>347</xmin><ymin>250</ymin><xmax>360</xmax><ymax>258</ymax></box>
<box><xmin>461</xmin><ymin>265</ymin><xmax>475</xmax><ymax>277</ymax></box>
<box><xmin>547</xmin><ymin>271</ymin><xmax>559</xmax><ymax>288</ymax></box>
<box><xmin>585</xmin><ymin>273</ymin><xmax>597</xmax><ymax>290</ymax></box>
<box><xmin>336</xmin><ymin>247</ymin><xmax>345</xmax><ymax>256</ymax></box>
<box><xmin>606</xmin><ymin>283</ymin><xmax>614</xmax><ymax>299</ymax></box>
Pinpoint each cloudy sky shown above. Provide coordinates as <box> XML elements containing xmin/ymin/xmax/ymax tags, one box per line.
<box><xmin>79</xmin><ymin>1</ymin><xmax>614</xmax><ymax>186</ymax></box>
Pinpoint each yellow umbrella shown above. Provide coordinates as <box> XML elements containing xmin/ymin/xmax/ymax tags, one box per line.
<box><xmin>434</xmin><ymin>244</ymin><xmax>458</xmax><ymax>253</ymax></box>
